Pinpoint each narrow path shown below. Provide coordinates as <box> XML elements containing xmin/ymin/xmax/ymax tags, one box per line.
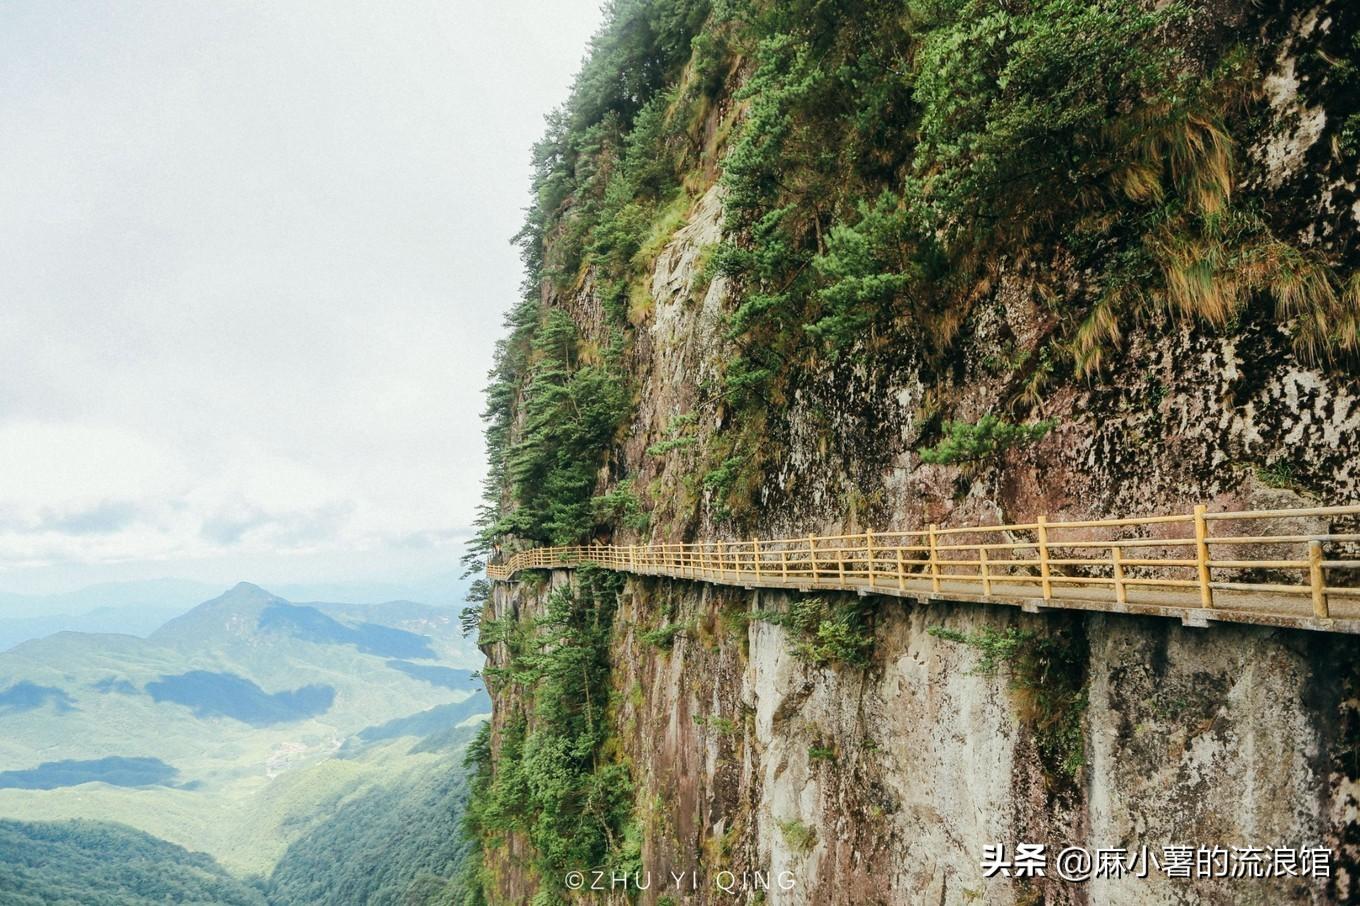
<box><xmin>489</xmin><ymin>503</ymin><xmax>1360</xmax><ymax>634</ymax></box>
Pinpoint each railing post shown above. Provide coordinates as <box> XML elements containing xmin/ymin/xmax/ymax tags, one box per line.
<box><xmin>780</xmin><ymin>548</ymin><xmax>788</xmax><ymax>580</ymax></box>
<box><xmin>837</xmin><ymin>540</ymin><xmax>846</xmax><ymax>583</ymax></box>
<box><xmin>895</xmin><ymin>542</ymin><xmax>905</xmax><ymax>592</ymax></box>
<box><xmin>1036</xmin><ymin>515</ymin><xmax>1052</xmax><ymax>601</ymax></box>
<box><xmin>752</xmin><ymin>538</ymin><xmax>761</xmax><ymax>581</ymax></box>
<box><xmin>1309</xmin><ymin>539</ymin><xmax>1329</xmax><ymax>619</ymax></box>
<box><xmin>979</xmin><ymin>545</ymin><xmax>991</xmax><ymax>596</ymax></box>
<box><xmin>928</xmin><ymin>523</ymin><xmax>941</xmax><ymax>593</ymax></box>
<box><xmin>1193</xmin><ymin>504</ymin><xmax>1213</xmax><ymax>609</ymax></box>
<box><xmin>1111</xmin><ymin>546</ymin><xmax>1126</xmax><ymax>605</ymax></box>
<box><xmin>865</xmin><ymin>531</ymin><xmax>875</xmax><ymax>589</ymax></box>
<box><xmin>808</xmin><ymin>535</ymin><xmax>818</xmax><ymax>583</ymax></box>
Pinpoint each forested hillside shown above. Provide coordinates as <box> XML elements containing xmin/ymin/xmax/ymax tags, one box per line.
<box><xmin>0</xmin><ymin>819</ymin><xmax>267</xmax><ymax>906</ymax></box>
<box><xmin>267</xmin><ymin>725</ymin><xmax>481</xmax><ymax>906</ymax></box>
<box><xmin>0</xmin><ymin>730</ymin><xmax>485</xmax><ymax>906</ymax></box>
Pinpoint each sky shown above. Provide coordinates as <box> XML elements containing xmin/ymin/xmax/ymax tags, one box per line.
<box><xmin>0</xmin><ymin>1</ymin><xmax>605</xmax><ymax>595</ymax></box>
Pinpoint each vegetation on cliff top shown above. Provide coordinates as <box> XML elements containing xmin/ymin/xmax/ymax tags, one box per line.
<box><xmin>462</xmin><ymin>0</ymin><xmax>714</xmax><ymax>580</ymax></box>
<box><xmin>464</xmin><ymin>0</ymin><xmax>1358</xmax><ymax>559</ymax></box>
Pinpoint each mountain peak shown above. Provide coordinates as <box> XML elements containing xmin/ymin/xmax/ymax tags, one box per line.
<box><xmin>225</xmin><ymin>581</ymin><xmax>276</xmax><ymax>597</ymax></box>
<box><xmin>148</xmin><ymin>583</ymin><xmax>285</xmax><ymax>645</ymax></box>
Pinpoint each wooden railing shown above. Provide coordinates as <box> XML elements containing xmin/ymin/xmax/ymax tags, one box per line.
<box><xmin>487</xmin><ymin>504</ymin><xmax>1360</xmax><ymax>633</ymax></box>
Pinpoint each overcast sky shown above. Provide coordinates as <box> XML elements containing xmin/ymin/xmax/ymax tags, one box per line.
<box><xmin>0</xmin><ymin>1</ymin><xmax>604</xmax><ymax>595</ymax></box>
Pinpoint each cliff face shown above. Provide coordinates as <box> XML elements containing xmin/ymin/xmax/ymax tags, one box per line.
<box><xmin>485</xmin><ymin>574</ymin><xmax>1360</xmax><ymax>905</ymax></box>
<box><xmin>467</xmin><ymin>1</ymin><xmax>1360</xmax><ymax>903</ymax></box>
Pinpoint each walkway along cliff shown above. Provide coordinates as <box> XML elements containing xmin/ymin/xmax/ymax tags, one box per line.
<box><xmin>489</xmin><ymin>503</ymin><xmax>1360</xmax><ymax>633</ymax></box>
<box><xmin>458</xmin><ymin>1</ymin><xmax>1360</xmax><ymax>904</ymax></box>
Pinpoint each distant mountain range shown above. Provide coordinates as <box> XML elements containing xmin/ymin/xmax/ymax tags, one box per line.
<box><xmin>0</xmin><ymin>582</ymin><xmax>487</xmax><ymax>877</ymax></box>
<box><xmin>0</xmin><ymin>572</ymin><xmax>474</xmax><ymax>653</ymax></box>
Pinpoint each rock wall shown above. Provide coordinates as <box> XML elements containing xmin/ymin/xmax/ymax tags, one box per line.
<box><xmin>487</xmin><ymin>572</ymin><xmax>1360</xmax><ymax>905</ymax></box>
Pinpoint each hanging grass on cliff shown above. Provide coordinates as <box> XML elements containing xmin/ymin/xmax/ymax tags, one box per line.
<box><xmin>717</xmin><ymin>0</ymin><xmax>1357</xmax><ymax>406</ymax></box>
<box><xmin>699</xmin><ymin>0</ymin><xmax>1360</xmax><ymax>524</ymax></box>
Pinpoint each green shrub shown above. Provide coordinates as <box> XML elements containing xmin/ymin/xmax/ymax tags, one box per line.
<box><xmin>917</xmin><ymin>416</ymin><xmax>1055</xmax><ymax>466</ymax></box>
<box><xmin>590</xmin><ymin>480</ymin><xmax>650</xmax><ymax>533</ymax></box>
<box><xmin>759</xmin><ymin>596</ymin><xmax>875</xmax><ymax>667</ymax></box>
<box><xmin>640</xmin><ymin>621</ymin><xmax>688</xmax><ymax>649</ymax></box>
<box><xmin>461</xmin><ymin>571</ymin><xmax>636</xmax><ymax>895</ymax></box>
<box><xmin>693</xmin><ymin>714</ymin><xmax>738</xmax><ymax>735</ymax></box>
<box><xmin>910</xmin><ymin>0</ymin><xmax>1187</xmax><ymax>241</ymax></box>
<box><xmin>807</xmin><ymin>192</ymin><xmax>926</xmax><ymax>355</ymax></box>
<box><xmin>646</xmin><ymin>413</ymin><xmax>700</xmax><ymax>456</ymax></box>
<box><xmin>497</xmin><ymin>310</ymin><xmax>631</xmax><ymax>546</ymax></box>
<box><xmin>808</xmin><ymin>744</ymin><xmax>836</xmax><ymax>763</ymax></box>
<box><xmin>1254</xmin><ymin>462</ymin><xmax>1303</xmax><ymax>492</ymax></box>
<box><xmin>777</xmin><ymin>818</ymin><xmax>816</xmax><ymax>854</ymax></box>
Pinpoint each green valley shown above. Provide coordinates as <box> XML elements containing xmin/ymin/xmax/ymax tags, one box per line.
<box><xmin>0</xmin><ymin>583</ymin><xmax>488</xmax><ymax>882</ymax></box>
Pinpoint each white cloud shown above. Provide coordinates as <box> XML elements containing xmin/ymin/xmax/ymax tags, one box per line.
<box><xmin>0</xmin><ymin>0</ymin><xmax>604</xmax><ymax>592</ymax></box>
<box><xmin>0</xmin><ymin>423</ymin><xmax>186</xmax><ymax>506</ymax></box>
